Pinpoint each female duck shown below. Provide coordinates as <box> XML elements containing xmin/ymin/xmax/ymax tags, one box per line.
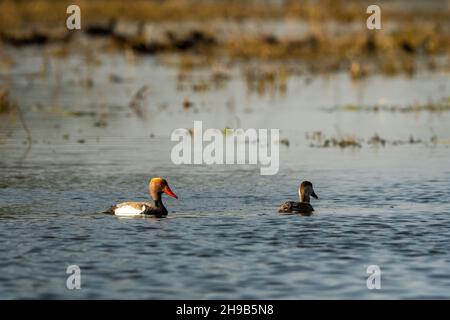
<box><xmin>105</xmin><ymin>177</ymin><xmax>178</xmax><ymax>217</ymax></box>
<box><xmin>278</xmin><ymin>181</ymin><xmax>318</xmax><ymax>216</ymax></box>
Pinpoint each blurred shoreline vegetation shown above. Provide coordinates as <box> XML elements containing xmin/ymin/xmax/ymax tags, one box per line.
<box><xmin>0</xmin><ymin>0</ymin><xmax>449</xmax><ymax>78</ymax></box>
<box><xmin>0</xmin><ymin>0</ymin><xmax>450</xmax><ymax>84</ymax></box>
<box><xmin>0</xmin><ymin>0</ymin><xmax>449</xmax><ymax>156</ymax></box>
<box><xmin>0</xmin><ymin>0</ymin><xmax>449</xmax><ymax>26</ymax></box>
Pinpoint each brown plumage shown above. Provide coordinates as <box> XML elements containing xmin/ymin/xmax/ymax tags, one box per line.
<box><xmin>278</xmin><ymin>181</ymin><xmax>319</xmax><ymax>216</ymax></box>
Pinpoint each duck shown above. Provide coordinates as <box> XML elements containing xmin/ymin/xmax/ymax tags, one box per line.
<box><xmin>278</xmin><ymin>181</ymin><xmax>318</xmax><ymax>216</ymax></box>
<box><xmin>105</xmin><ymin>177</ymin><xmax>178</xmax><ymax>217</ymax></box>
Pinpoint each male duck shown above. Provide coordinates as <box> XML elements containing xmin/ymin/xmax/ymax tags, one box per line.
<box><xmin>105</xmin><ymin>177</ymin><xmax>178</xmax><ymax>217</ymax></box>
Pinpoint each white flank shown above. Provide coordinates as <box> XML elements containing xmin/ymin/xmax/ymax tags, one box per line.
<box><xmin>114</xmin><ymin>205</ymin><xmax>145</xmax><ymax>217</ymax></box>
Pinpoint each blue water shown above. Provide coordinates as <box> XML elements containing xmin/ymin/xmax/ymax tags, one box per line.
<box><xmin>1</xmin><ymin>47</ymin><xmax>450</xmax><ymax>299</ymax></box>
<box><xmin>1</xmin><ymin>147</ymin><xmax>450</xmax><ymax>299</ymax></box>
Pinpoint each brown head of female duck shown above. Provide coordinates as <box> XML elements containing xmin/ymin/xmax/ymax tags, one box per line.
<box><xmin>106</xmin><ymin>177</ymin><xmax>178</xmax><ymax>217</ymax></box>
<box><xmin>278</xmin><ymin>181</ymin><xmax>319</xmax><ymax>216</ymax></box>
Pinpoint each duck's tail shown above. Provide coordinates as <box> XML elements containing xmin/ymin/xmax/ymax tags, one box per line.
<box><xmin>101</xmin><ymin>205</ymin><xmax>116</xmax><ymax>215</ymax></box>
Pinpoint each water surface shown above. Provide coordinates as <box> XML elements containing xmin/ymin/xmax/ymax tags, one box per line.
<box><xmin>1</xmin><ymin>47</ymin><xmax>450</xmax><ymax>299</ymax></box>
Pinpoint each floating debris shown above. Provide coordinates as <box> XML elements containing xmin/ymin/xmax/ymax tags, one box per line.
<box><xmin>309</xmin><ymin>135</ymin><xmax>361</xmax><ymax>148</ymax></box>
<box><xmin>324</xmin><ymin>137</ymin><xmax>361</xmax><ymax>149</ymax></box>
<box><xmin>67</xmin><ymin>111</ymin><xmax>97</xmax><ymax>117</ymax></box>
<box><xmin>280</xmin><ymin>139</ymin><xmax>290</xmax><ymax>147</ymax></box>
<box><xmin>306</xmin><ymin>131</ymin><xmax>365</xmax><ymax>149</ymax></box>
<box><xmin>128</xmin><ymin>85</ymin><xmax>149</xmax><ymax>118</ymax></box>
<box><xmin>368</xmin><ymin>134</ymin><xmax>387</xmax><ymax>147</ymax></box>
<box><xmin>109</xmin><ymin>73</ymin><xmax>125</xmax><ymax>83</ymax></box>
<box><xmin>243</xmin><ymin>65</ymin><xmax>290</xmax><ymax>95</ymax></box>
<box><xmin>79</xmin><ymin>76</ymin><xmax>94</xmax><ymax>89</ymax></box>
<box><xmin>222</xmin><ymin>127</ymin><xmax>231</xmax><ymax>136</ymax></box>
<box><xmin>29</xmin><ymin>104</ymin><xmax>101</xmax><ymax>118</ymax></box>
<box><xmin>333</xmin><ymin>97</ymin><xmax>450</xmax><ymax>113</ymax></box>
<box><xmin>93</xmin><ymin>119</ymin><xmax>108</xmax><ymax>128</ymax></box>
<box><xmin>183</xmin><ymin>98</ymin><xmax>193</xmax><ymax>110</ymax></box>
<box><xmin>191</xmin><ymin>79</ymin><xmax>210</xmax><ymax>92</ymax></box>
<box><xmin>306</xmin><ymin>131</ymin><xmax>442</xmax><ymax>148</ymax></box>
<box><xmin>211</xmin><ymin>67</ymin><xmax>232</xmax><ymax>88</ymax></box>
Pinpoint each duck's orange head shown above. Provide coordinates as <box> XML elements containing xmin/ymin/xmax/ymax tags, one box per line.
<box><xmin>149</xmin><ymin>177</ymin><xmax>178</xmax><ymax>200</ymax></box>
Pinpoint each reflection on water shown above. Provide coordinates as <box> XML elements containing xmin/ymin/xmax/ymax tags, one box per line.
<box><xmin>0</xmin><ymin>47</ymin><xmax>450</xmax><ymax>299</ymax></box>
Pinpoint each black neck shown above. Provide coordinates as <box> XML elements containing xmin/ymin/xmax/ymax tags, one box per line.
<box><xmin>154</xmin><ymin>199</ymin><xmax>164</xmax><ymax>208</ymax></box>
<box><xmin>154</xmin><ymin>199</ymin><xmax>168</xmax><ymax>216</ymax></box>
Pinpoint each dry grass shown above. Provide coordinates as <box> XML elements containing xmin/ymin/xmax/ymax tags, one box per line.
<box><xmin>1</xmin><ymin>0</ymin><xmax>449</xmax><ymax>77</ymax></box>
<box><xmin>1</xmin><ymin>0</ymin><xmax>449</xmax><ymax>29</ymax></box>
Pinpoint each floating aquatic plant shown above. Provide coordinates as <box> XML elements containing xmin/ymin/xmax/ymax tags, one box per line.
<box><xmin>128</xmin><ymin>85</ymin><xmax>149</xmax><ymax>118</ymax></box>
<box><xmin>306</xmin><ymin>131</ymin><xmax>441</xmax><ymax>148</ymax></box>
<box><xmin>334</xmin><ymin>97</ymin><xmax>450</xmax><ymax>113</ymax></box>
<box><xmin>280</xmin><ymin>139</ymin><xmax>290</xmax><ymax>147</ymax></box>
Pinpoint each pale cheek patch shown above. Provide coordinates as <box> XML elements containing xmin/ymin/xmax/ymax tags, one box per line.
<box><xmin>114</xmin><ymin>205</ymin><xmax>145</xmax><ymax>217</ymax></box>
